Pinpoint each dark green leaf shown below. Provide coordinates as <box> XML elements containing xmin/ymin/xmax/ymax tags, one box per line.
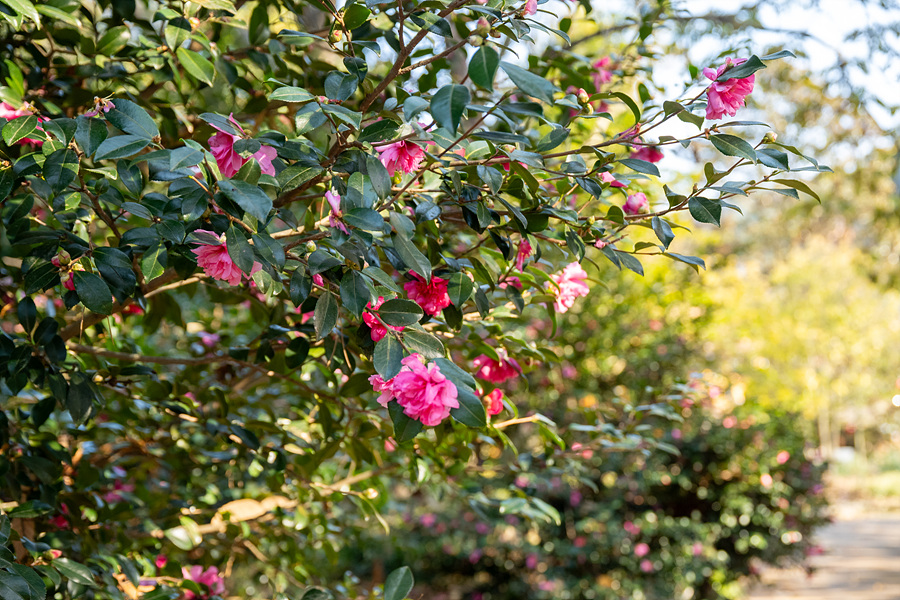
<box><xmin>500</xmin><ymin>61</ymin><xmax>560</xmax><ymax>104</ymax></box>
<box><xmin>709</xmin><ymin>134</ymin><xmax>757</xmax><ymax>162</ymax></box>
<box><xmin>73</xmin><ymin>271</ymin><xmax>113</xmax><ymax>314</ymax></box>
<box><xmin>105</xmin><ymin>99</ymin><xmax>159</xmax><ymax>140</ymax></box>
<box><xmin>393</xmin><ymin>235</ymin><xmax>431</xmax><ymax>280</ymax></box>
<box><xmin>53</xmin><ymin>558</ymin><xmax>97</xmax><ymax>588</ymax></box>
<box><xmin>2</xmin><ymin>115</ymin><xmax>38</xmax><ymax>146</ymax></box>
<box><xmin>141</xmin><ymin>242</ymin><xmax>167</xmax><ymax>281</ymax></box>
<box><xmin>343</xmin><ymin>3</ymin><xmax>371</xmax><ymax>29</ymax></box>
<box><xmin>378</xmin><ymin>299</ymin><xmax>423</xmax><ymax>326</ymax></box>
<box><xmin>771</xmin><ymin>178</ymin><xmax>820</xmax><ymax>202</ymax></box>
<box><xmin>383</xmin><ymin>566</ymin><xmax>414</xmax><ymax>600</ymax></box>
<box><xmin>651</xmin><ymin>216</ymin><xmax>674</xmax><ymax>249</ymax></box>
<box><xmin>94</xmin><ymin>135</ymin><xmax>150</xmax><ymax>161</ymax></box>
<box><xmin>619</xmin><ymin>157</ymin><xmax>659</xmax><ymax>177</ymax></box>
<box><xmin>43</xmin><ymin>148</ymin><xmax>78</xmax><ymax>194</ymax></box>
<box><xmin>219</xmin><ymin>179</ymin><xmax>272</xmax><ymax>222</ymax></box>
<box><xmin>688</xmin><ymin>197</ymin><xmax>722</xmax><ymax>226</ymax></box>
<box><xmin>534</xmin><ymin>127</ymin><xmax>569</xmax><ymax>152</ymax></box>
<box><xmin>268</xmin><ymin>86</ymin><xmax>315</xmax><ymax>103</ymax></box>
<box><xmin>176</xmin><ymin>47</ymin><xmax>215</xmax><ymax>86</ymax></box>
<box><xmin>450</xmin><ymin>386</ymin><xmax>486</xmax><ymax>428</ymax></box>
<box><xmin>75</xmin><ymin>117</ymin><xmax>108</xmax><ymax>158</ymax></box>
<box><xmin>717</xmin><ymin>55</ymin><xmax>765</xmax><ymax>81</ymax></box>
<box><xmin>468</xmin><ymin>46</ymin><xmax>500</xmax><ymax>91</ymax></box>
<box><xmin>314</xmin><ymin>293</ymin><xmax>338</xmax><ymax>339</ymax></box>
<box><xmin>388</xmin><ymin>403</ymin><xmax>422</xmax><ymax>443</ymax></box>
<box><xmin>374</xmin><ymin>335</ymin><xmax>404</xmax><ymax>379</ymax></box>
<box><xmin>430</xmin><ymin>84</ymin><xmax>470</xmax><ymax>133</ymax></box>
<box><xmin>340</xmin><ymin>270</ymin><xmax>369</xmax><ymax>317</ymax></box>
<box><xmin>343</xmin><ymin>208</ymin><xmax>384</xmax><ymax>232</ymax></box>
<box><xmin>446</xmin><ymin>272</ymin><xmax>474</xmax><ymax>307</ymax></box>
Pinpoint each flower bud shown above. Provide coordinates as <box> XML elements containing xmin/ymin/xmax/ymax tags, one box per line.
<box><xmin>762</xmin><ymin>132</ymin><xmax>777</xmax><ymax>143</ymax></box>
<box><xmin>587</xmin><ymin>216</ymin><xmax>595</xmax><ymax>226</ymax></box>
<box><xmin>467</xmin><ymin>35</ymin><xmax>484</xmax><ymax>47</ymax></box>
<box><xmin>329</xmin><ymin>30</ymin><xmax>342</xmax><ymax>44</ymax></box>
<box><xmin>475</xmin><ymin>17</ymin><xmax>491</xmax><ymax>36</ymax></box>
<box><xmin>56</xmin><ymin>250</ymin><xmax>71</xmax><ymax>266</ymax></box>
<box><xmin>489</xmin><ymin>29</ymin><xmax>501</xmax><ymax>38</ymax></box>
<box><xmin>581</xmin><ymin>103</ymin><xmax>593</xmax><ymax>115</ymax></box>
<box><xmin>305</xmin><ymin>241</ymin><xmax>318</xmax><ymax>253</ymax></box>
<box><xmin>576</xmin><ymin>88</ymin><xmax>590</xmax><ymax>104</ymax></box>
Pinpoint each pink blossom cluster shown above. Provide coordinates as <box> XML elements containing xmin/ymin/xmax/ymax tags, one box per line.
<box><xmin>182</xmin><ymin>565</ymin><xmax>226</xmax><ymax>600</ymax></box>
<box><xmin>484</xmin><ymin>389</ymin><xmax>504</xmax><ymax>416</ymax></box>
<box><xmin>369</xmin><ymin>354</ymin><xmax>459</xmax><ymax>426</ymax></box>
<box><xmin>208</xmin><ymin>114</ymin><xmax>277</xmax><ymax>178</ymax></box>
<box><xmin>404</xmin><ymin>272</ymin><xmax>451</xmax><ymax>316</ymax></box>
<box><xmin>515</xmin><ymin>239</ymin><xmax>533</xmax><ymax>271</ymax></box>
<box><xmin>622</xmin><ymin>192</ymin><xmax>649</xmax><ymax>216</ymax></box>
<box><xmin>325</xmin><ymin>190</ymin><xmax>348</xmax><ymax>233</ymax></box>
<box><xmin>376</xmin><ymin>140</ymin><xmax>434</xmax><ymax>176</ymax></box>
<box><xmin>704</xmin><ymin>58</ymin><xmax>755</xmax><ymax>120</ymax></box>
<box><xmin>472</xmin><ymin>352</ymin><xmax>520</xmax><ymax>384</ymax></box>
<box><xmin>549</xmin><ymin>262</ymin><xmax>590</xmax><ymax>313</ymax></box>
<box><xmin>191</xmin><ymin>230</ymin><xmax>259</xmax><ymax>286</ymax></box>
<box><xmin>362</xmin><ymin>296</ymin><xmax>405</xmax><ymax>342</ymax></box>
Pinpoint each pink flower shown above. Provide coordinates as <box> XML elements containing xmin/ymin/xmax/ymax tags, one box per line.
<box><xmin>182</xmin><ymin>566</ymin><xmax>225</xmax><ymax>600</ymax></box>
<box><xmin>51</xmin><ymin>257</ymin><xmax>81</xmax><ymax>291</ymax></box>
<box><xmin>325</xmin><ymin>190</ymin><xmax>348</xmax><ymax>234</ymax></box>
<box><xmin>0</xmin><ymin>101</ymin><xmax>46</xmax><ymax>146</ymax></box>
<box><xmin>84</xmin><ymin>97</ymin><xmax>115</xmax><ymax>118</ymax></box>
<box><xmin>776</xmin><ymin>450</ymin><xmax>790</xmax><ymax>465</ymax></box>
<box><xmin>192</xmin><ymin>231</ymin><xmax>248</xmax><ymax>286</ymax></box>
<box><xmin>631</xmin><ymin>144</ymin><xmax>664</xmax><ymax>163</ymax></box>
<box><xmin>549</xmin><ymin>262</ymin><xmax>590</xmax><ymax>313</ymax></box>
<box><xmin>485</xmin><ymin>389</ymin><xmax>504</xmax><ymax>416</ymax></box>
<box><xmin>208</xmin><ymin>114</ymin><xmax>277</xmax><ymax>178</ymax></box>
<box><xmin>591</xmin><ymin>56</ymin><xmax>613</xmax><ymax>92</ymax></box>
<box><xmin>622</xmin><ymin>192</ymin><xmax>648</xmax><ymax>216</ymax></box>
<box><xmin>376</xmin><ymin>354</ymin><xmax>459</xmax><ymax>426</ymax></box>
<box><xmin>404</xmin><ymin>271</ymin><xmax>451</xmax><ymax>316</ymax></box>
<box><xmin>103</xmin><ymin>479</ymin><xmax>136</xmax><ymax>503</ymax></box>
<box><xmin>515</xmin><ymin>239</ymin><xmax>533</xmax><ymax>271</ymax></box>
<box><xmin>473</xmin><ymin>352</ymin><xmax>520</xmax><ymax>384</ymax></box>
<box><xmin>312</xmin><ymin>274</ymin><xmax>324</xmax><ymax>287</ymax></box>
<box><xmin>498</xmin><ymin>276</ymin><xmax>522</xmax><ymax>289</ymax></box>
<box><xmin>623</xmin><ymin>521</ymin><xmax>640</xmax><ymax>535</ymax></box>
<box><xmin>420</xmin><ymin>513</ymin><xmax>437</xmax><ymax>527</ymax></box>
<box><xmin>384</xmin><ymin>438</ymin><xmax>398</xmax><ymax>452</ymax></box>
<box><xmin>363</xmin><ymin>296</ymin><xmax>405</xmax><ymax>342</ymax></box>
<box><xmin>640</xmin><ymin>559</ymin><xmax>654</xmax><ymax>573</ymax></box>
<box><xmin>703</xmin><ymin>58</ymin><xmax>755</xmax><ymax>121</ymax></box>
<box><xmin>155</xmin><ymin>555</ymin><xmax>168</xmax><ymax>569</ymax></box>
<box><xmin>600</xmin><ymin>172</ymin><xmax>626</xmax><ymax>188</ymax></box>
<box><xmin>524</xmin><ymin>0</ymin><xmax>537</xmax><ymax>15</ymax></box>
<box><xmin>692</xmin><ymin>543</ymin><xmax>703</xmax><ymax>557</ymax></box>
<box><xmin>49</xmin><ymin>550</ymin><xmax>62</xmax><ymax>559</ymax></box>
<box><xmin>199</xmin><ymin>332</ymin><xmax>220</xmax><ymax>348</ymax></box>
<box><xmin>634</xmin><ymin>542</ymin><xmax>650</xmax><ymax>557</ymax></box>
<box><xmin>376</xmin><ymin>140</ymin><xmax>434</xmax><ymax>176</ymax></box>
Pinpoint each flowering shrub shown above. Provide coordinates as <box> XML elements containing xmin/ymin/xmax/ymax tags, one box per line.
<box><xmin>0</xmin><ymin>0</ymin><xmax>827</xmax><ymax>597</ymax></box>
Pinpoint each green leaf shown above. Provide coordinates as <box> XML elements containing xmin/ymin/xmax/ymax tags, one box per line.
<box><xmin>73</xmin><ymin>271</ymin><xmax>113</xmax><ymax>314</ymax></box>
<box><xmin>268</xmin><ymin>86</ymin><xmax>316</xmax><ymax>103</ymax></box>
<box><xmin>760</xmin><ymin>49</ymin><xmax>795</xmax><ymax>61</ymax></box>
<box><xmin>200</xmin><ymin>112</ymin><xmax>242</xmax><ymax>136</ymax></box>
<box><xmin>96</xmin><ymin>26</ymin><xmax>130</xmax><ymax>55</ymax></box>
<box><xmin>619</xmin><ymin>157</ymin><xmax>660</xmax><ymax>177</ymax></box>
<box><xmin>75</xmin><ymin>117</ymin><xmax>108</xmax><ymax>158</ymax></box>
<box><xmin>388</xmin><ymin>403</ymin><xmax>422</xmax><ymax>443</ymax></box>
<box><xmin>468</xmin><ymin>46</ymin><xmax>500</xmax><ymax>91</ymax></box>
<box><xmin>219</xmin><ymin>179</ymin><xmax>272</xmax><ymax>222</ymax></box>
<box><xmin>393</xmin><ymin>235</ymin><xmax>431</xmax><ymax>281</ymax></box>
<box><xmin>2</xmin><ymin>115</ymin><xmax>38</xmax><ymax>146</ymax></box>
<box><xmin>308</xmin><ymin>250</ymin><xmax>343</xmax><ymax>275</ymax></box>
<box><xmin>383</xmin><ymin>566</ymin><xmax>414</xmax><ymax>600</ymax></box>
<box><xmin>651</xmin><ymin>216</ymin><xmax>674</xmax><ymax>249</ymax></box>
<box><xmin>11</xmin><ymin>564</ymin><xmax>46</xmax><ymax>600</ymax></box>
<box><xmin>226</xmin><ymin>226</ymin><xmax>255</xmax><ymax>274</ymax></box>
<box><xmin>534</xmin><ymin>127</ymin><xmax>569</xmax><ymax>152</ymax></box>
<box><xmin>141</xmin><ymin>242</ymin><xmax>167</xmax><ymax>281</ymax></box>
<box><xmin>663</xmin><ymin>251</ymin><xmax>706</xmax><ymax>271</ymax></box>
<box><xmin>358</xmin><ymin>120</ymin><xmax>400</xmax><ymax>143</ymax></box>
<box><xmin>176</xmin><ymin>47</ymin><xmax>215</xmax><ymax>86</ymax></box>
<box><xmin>430</xmin><ymin>84</ymin><xmax>470</xmax><ymax>134</ymax></box>
<box><xmin>94</xmin><ymin>135</ymin><xmax>150</xmax><ymax>160</ymax></box>
<box><xmin>53</xmin><ymin>558</ymin><xmax>97</xmax><ymax>588</ymax></box>
<box><xmin>105</xmin><ymin>99</ymin><xmax>159</xmax><ymax>140</ymax></box>
<box><xmin>24</xmin><ymin>262</ymin><xmax>59</xmax><ymax>294</ymax></box>
<box><xmin>771</xmin><ymin>178</ymin><xmax>820</xmax><ymax>202</ymax></box>
<box><xmin>343</xmin><ymin>208</ymin><xmax>385</xmax><ymax>232</ymax></box>
<box><xmin>450</xmin><ymin>386</ymin><xmax>487</xmax><ymax>428</ymax></box>
<box><xmin>2</xmin><ymin>0</ymin><xmax>39</xmax><ymax>24</ymax></box>
<box><xmin>290</xmin><ymin>269</ymin><xmax>312</xmax><ymax>306</ymax></box>
<box><xmin>378</xmin><ymin>299</ymin><xmax>423</xmax><ymax>326</ymax></box>
<box><xmin>170</xmin><ymin>146</ymin><xmax>203</xmax><ymax>170</ymax></box>
<box><xmin>500</xmin><ymin>61</ymin><xmax>560</xmax><ymax>104</ymax></box>
<box><xmin>277</xmin><ymin>165</ymin><xmax>323</xmax><ymax>191</ymax></box>
<box><xmin>688</xmin><ymin>197</ymin><xmax>722</xmax><ymax>226</ymax></box>
<box><xmin>402</xmin><ymin>329</ymin><xmax>444</xmax><ymax>358</ymax></box>
<box><xmin>717</xmin><ymin>55</ymin><xmax>766</xmax><ymax>81</ymax></box>
<box><xmin>340</xmin><ymin>270</ymin><xmax>369</xmax><ymax>317</ymax></box>
<box><xmin>709</xmin><ymin>134</ymin><xmax>756</xmax><ymax>162</ymax></box>
<box><xmin>343</xmin><ymin>3</ymin><xmax>371</xmax><ymax>29</ymax></box>
<box><xmin>446</xmin><ymin>272</ymin><xmax>474</xmax><ymax>307</ymax></box>
<box><xmin>43</xmin><ymin>148</ymin><xmax>78</xmax><ymax>194</ymax></box>
<box><xmin>374</xmin><ymin>335</ymin><xmax>404</xmax><ymax>379</ymax></box>
<box><xmin>314</xmin><ymin>293</ymin><xmax>338</xmax><ymax>340</ymax></box>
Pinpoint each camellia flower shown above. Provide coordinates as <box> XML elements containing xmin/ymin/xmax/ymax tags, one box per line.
<box><xmin>485</xmin><ymin>389</ymin><xmax>504</xmax><ymax>416</ymax></box>
<box><xmin>376</xmin><ymin>139</ymin><xmax>434</xmax><ymax>176</ymax></box>
<box><xmin>182</xmin><ymin>566</ymin><xmax>226</xmax><ymax>600</ymax></box>
<box><xmin>549</xmin><ymin>262</ymin><xmax>590</xmax><ymax>313</ymax></box>
<box><xmin>634</xmin><ymin>542</ymin><xmax>650</xmax><ymax>557</ymax></box>
<box><xmin>191</xmin><ymin>230</ymin><xmax>258</xmax><ymax>286</ymax></box>
<box><xmin>0</xmin><ymin>101</ymin><xmax>46</xmax><ymax>146</ymax></box>
<box><xmin>703</xmin><ymin>57</ymin><xmax>755</xmax><ymax>121</ymax></box>
<box><xmin>622</xmin><ymin>192</ymin><xmax>649</xmax><ymax>216</ymax></box>
<box><xmin>404</xmin><ymin>271</ymin><xmax>451</xmax><ymax>316</ymax></box>
<box><xmin>631</xmin><ymin>143</ymin><xmax>664</xmax><ymax>163</ymax></box>
<box><xmin>363</xmin><ymin>296</ymin><xmax>405</xmax><ymax>342</ymax></box>
<box><xmin>473</xmin><ymin>352</ymin><xmax>520</xmax><ymax>384</ymax></box>
<box><xmin>325</xmin><ymin>190</ymin><xmax>348</xmax><ymax>234</ymax></box>
<box><xmin>208</xmin><ymin>114</ymin><xmax>277</xmax><ymax>178</ymax></box>
<box><xmin>591</xmin><ymin>56</ymin><xmax>614</xmax><ymax>92</ymax></box>
<box><xmin>515</xmin><ymin>239</ymin><xmax>533</xmax><ymax>271</ymax></box>
<box><xmin>524</xmin><ymin>0</ymin><xmax>537</xmax><ymax>15</ymax></box>
<box><xmin>776</xmin><ymin>450</ymin><xmax>791</xmax><ymax>465</ymax></box>
<box><xmin>370</xmin><ymin>354</ymin><xmax>459</xmax><ymax>426</ymax></box>
<box><xmin>155</xmin><ymin>555</ymin><xmax>168</xmax><ymax>569</ymax></box>
<box><xmin>84</xmin><ymin>97</ymin><xmax>116</xmax><ymax>118</ymax></box>
<box><xmin>51</xmin><ymin>257</ymin><xmax>84</xmax><ymax>291</ymax></box>
<box><xmin>600</xmin><ymin>171</ymin><xmax>626</xmax><ymax>188</ymax></box>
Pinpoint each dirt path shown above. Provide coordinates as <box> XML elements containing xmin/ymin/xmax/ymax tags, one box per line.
<box><xmin>749</xmin><ymin>511</ymin><xmax>900</xmax><ymax>599</ymax></box>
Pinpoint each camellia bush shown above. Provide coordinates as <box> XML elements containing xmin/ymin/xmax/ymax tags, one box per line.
<box><xmin>0</xmin><ymin>0</ymin><xmax>829</xmax><ymax>598</ymax></box>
